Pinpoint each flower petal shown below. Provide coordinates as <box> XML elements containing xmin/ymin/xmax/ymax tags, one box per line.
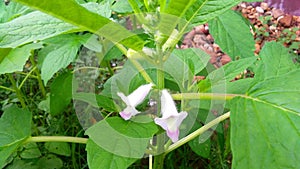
<box><xmin>117</xmin><ymin>83</ymin><xmax>153</xmax><ymax>120</ymax></box>
<box><xmin>119</xmin><ymin>106</ymin><xmax>140</xmax><ymax>120</ymax></box>
<box><xmin>117</xmin><ymin>92</ymin><xmax>130</xmax><ymax>105</ymax></box>
<box><xmin>161</xmin><ymin>89</ymin><xmax>179</xmax><ymax>118</ymax></box>
<box><xmin>154</xmin><ymin>111</ymin><xmax>188</xmax><ymax>142</ymax></box>
<box><xmin>127</xmin><ymin>83</ymin><xmax>153</xmax><ymax>106</ymax></box>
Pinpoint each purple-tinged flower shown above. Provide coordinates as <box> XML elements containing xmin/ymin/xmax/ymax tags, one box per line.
<box><xmin>117</xmin><ymin>83</ymin><xmax>153</xmax><ymax>120</ymax></box>
<box><xmin>154</xmin><ymin>90</ymin><xmax>188</xmax><ymax>142</ymax></box>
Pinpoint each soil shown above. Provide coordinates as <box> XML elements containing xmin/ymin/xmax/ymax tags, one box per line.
<box><xmin>181</xmin><ymin>2</ymin><xmax>300</xmax><ymax>68</ymax></box>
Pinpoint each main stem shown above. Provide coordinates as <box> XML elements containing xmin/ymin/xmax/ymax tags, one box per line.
<box><xmin>153</xmin><ymin>57</ymin><xmax>165</xmax><ymax>169</ymax></box>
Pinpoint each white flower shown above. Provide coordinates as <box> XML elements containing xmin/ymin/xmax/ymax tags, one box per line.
<box><xmin>117</xmin><ymin>83</ymin><xmax>153</xmax><ymax>120</ymax></box>
<box><xmin>154</xmin><ymin>90</ymin><xmax>188</xmax><ymax>142</ymax></box>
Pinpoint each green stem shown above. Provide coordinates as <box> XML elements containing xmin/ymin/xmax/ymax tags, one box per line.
<box><xmin>144</xmin><ymin>0</ymin><xmax>150</xmax><ymax>12</ymax></box>
<box><xmin>8</xmin><ymin>74</ymin><xmax>26</xmax><ymax>108</ymax></box>
<box><xmin>172</xmin><ymin>93</ymin><xmax>244</xmax><ymax>101</ymax></box>
<box><xmin>129</xmin><ymin>58</ymin><xmax>154</xmax><ymax>84</ymax></box>
<box><xmin>159</xmin><ymin>0</ymin><xmax>166</xmax><ymax>12</ymax></box>
<box><xmin>24</xmin><ymin>136</ymin><xmax>88</xmax><ymax>144</ymax></box>
<box><xmin>0</xmin><ymin>85</ymin><xmax>15</xmax><ymax>92</ymax></box>
<box><xmin>164</xmin><ymin>112</ymin><xmax>230</xmax><ymax>154</ymax></box>
<box><xmin>153</xmin><ymin>153</ymin><xmax>165</xmax><ymax>169</ymax></box>
<box><xmin>106</xmin><ymin>61</ymin><xmax>115</xmax><ymax>75</ymax></box>
<box><xmin>29</xmin><ymin>55</ymin><xmax>46</xmax><ymax>97</ymax></box>
<box><xmin>153</xmin><ymin>57</ymin><xmax>165</xmax><ymax>169</ymax></box>
<box><xmin>19</xmin><ymin>66</ymin><xmax>37</xmax><ymax>90</ymax></box>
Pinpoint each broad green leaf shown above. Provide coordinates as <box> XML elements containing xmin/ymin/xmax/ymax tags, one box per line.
<box><xmin>0</xmin><ymin>48</ymin><xmax>11</xmax><ymax>63</ymax></box>
<box><xmin>231</xmin><ymin>70</ymin><xmax>300</xmax><ymax>169</ymax></box>
<box><xmin>0</xmin><ymin>3</ymin><xmax>109</xmax><ymax>48</ymax></box>
<box><xmin>103</xmin><ymin>45</ymin><xmax>123</xmax><ymax>61</ymax></box>
<box><xmin>0</xmin><ymin>1</ymin><xmax>31</xmax><ymax>23</ymax></box>
<box><xmin>13</xmin><ymin>0</ymin><xmax>144</xmax><ymax>50</ymax></box>
<box><xmin>186</xmin><ymin>0</ymin><xmax>241</xmax><ymax>25</ymax></box>
<box><xmin>86</xmin><ymin>139</ymin><xmax>137</xmax><ymax>169</ymax></box>
<box><xmin>6</xmin><ymin>155</ymin><xmax>63</xmax><ymax>169</ymax></box>
<box><xmin>35</xmin><ymin>155</ymin><xmax>63</xmax><ymax>169</ymax></box>
<box><xmin>163</xmin><ymin>0</ymin><xmax>194</xmax><ymax>17</ymax></box>
<box><xmin>45</xmin><ymin>142</ymin><xmax>71</xmax><ymax>157</ymax></box>
<box><xmin>257</xmin><ymin>41</ymin><xmax>297</xmax><ymax>80</ymax></box>
<box><xmin>0</xmin><ymin>43</ymin><xmax>42</xmax><ymax>75</ymax></box>
<box><xmin>0</xmin><ymin>105</ymin><xmax>32</xmax><ymax>167</ymax></box>
<box><xmin>72</xmin><ymin>92</ymin><xmax>120</xmax><ymax>112</ymax></box>
<box><xmin>85</xmin><ymin>116</ymin><xmax>158</xmax><ymax>158</ymax></box>
<box><xmin>198</xmin><ymin>57</ymin><xmax>256</xmax><ymax>92</ymax></box>
<box><xmin>208</xmin><ymin>10</ymin><xmax>255</xmax><ymax>59</ymax></box>
<box><xmin>172</xmin><ymin>48</ymin><xmax>210</xmax><ymax>75</ymax></box>
<box><xmin>112</xmin><ymin>0</ymin><xmax>142</xmax><ymax>13</ymax></box>
<box><xmin>39</xmin><ymin>34</ymin><xmax>83</xmax><ymax>84</ymax></box>
<box><xmin>20</xmin><ymin>143</ymin><xmax>41</xmax><ymax>159</ymax></box>
<box><xmin>189</xmin><ymin>138</ymin><xmax>211</xmax><ymax>158</ymax></box>
<box><xmin>5</xmin><ymin>158</ymin><xmax>37</xmax><ymax>169</ymax></box>
<box><xmin>50</xmin><ymin>72</ymin><xmax>72</xmax><ymax>116</ymax></box>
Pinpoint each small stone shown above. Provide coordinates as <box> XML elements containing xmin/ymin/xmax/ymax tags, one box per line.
<box><xmin>246</xmin><ymin>6</ymin><xmax>253</xmax><ymax>10</ymax></box>
<box><xmin>265</xmin><ymin>11</ymin><xmax>272</xmax><ymax>16</ymax></box>
<box><xmin>256</xmin><ymin>6</ymin><xmax>264</xmax><ymax>13</ymax></box>
<box><xmin>203</xmin><ymin>43</ymin><xmax>214</xmax><ymax>52</ymax></box>
<box><xmin>194</xmin><ymin>25</ymin><xmax>205</xmax><ymax>34</ymax></box>
<box><xmin>206</xmin><ymin>34</ymin><xmax>214</xmax><ymax>43</ymax></box>
<box><xmin>279</xmin><ymin>15</ymin><xmax>293</xmax><ymax>27</ymax></box>
<box><xmin>255</xmin><ymin>43</ymin><xmax>261</xmax><ymax>53</ymax></box>
<box><xmin>220</xmin><ymin>55</ymin><xmax>231</xmax><ymax>65</ymax></box>
<box><xmin>193</xmin><ymin>34</ymin><xmax>205</xmax><ymax>44</ymax></box>
<box><xmin>240</xmin><ymin>3</ymin><xmax>247</xmax><ymax>8</ymax></box>
<box><xmin>260</xmin><ymin>2</ymin><xmax>268</xmax><ymax>10</ymax></box>
<box><xmin>272</xmin><ymin>8</ymin><xmax>284</xmax><ymax>19</ymax></box>
<box><xmin>242</xmin><ymin>8</ymin><xmax>248</xmax><ymax>14</ymax></box>
<box><xmin>269</xmin><ymin>25</ymin><xmax>276</xmax><ymax>31</ymax></box>
<box><xmin>295</xmin><ymin>16</ymin><xmax>300</xmax><ymax>23</ymax></box>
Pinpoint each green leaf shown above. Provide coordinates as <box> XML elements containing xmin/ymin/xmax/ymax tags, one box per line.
<box><xmin>20</xmin><ymin>143</ymin><xmax>41</xmax><ymax>159</ymax></box>
<box><xmin>208</xmin><ymin>10</ymin><xmax>255</xmax><ymax>59</ymax></box>
<box><xmin>50</xmin><ymin>72</ymin><xmax>72</xmax><ymax>116</ymax></box>
<box><xmin>35</xmin><ymin>155</ymin><xmax>63</xmax><ymax>169</ymax></box>
<box><xmin>257</xmin><ymin>41</ymin><xmax>297</xmax><ymax>80</ymax></box>
<box><xmin>45</xmin><ymin>142</ymin><xmax>71</xmax><ymax>157</ymax></box>
<box><xmin>86</xmin><ymin>139</ymin><xmax>137</xmax><ymax>169</ymax></box>
<box><xmin>172</xmin><ymin>48</ymin><xmax>211</xmax><ymax>75</ymax></box>
<box><xmin>0</xmin><ymin>3</ymin><xmax>109</xmax><ymax>48</ymax></box>
<box><xmin>39</xmin><ymin>34</ymin><xmax>83</xmax><ymax>84</ymax></box>
<box><xmin>189</xmin><ymin>138</ymin><xmax>211</xmax><ymax>158</ymax></box>
<box><xmin>0</xmin><ymin>43</ymin><xmax>42</xmax><ymax>75</ymax></box>
<box><xmin>85</xmin><ymin>116</ymin><xmax>158</xmax><ymax>158</ymax></box>
<box><xmin>0</xmin><ymin>105</ymin><xmax>32</xmax><ymax>167</ymax></box>
<box><xmin>186</xmin><ymin>0</ymin><xmax>242</xmax><ymax>25</ymax></box>
<box><xmin>164</xmin><ymin>48</ymin><xmax>210</xmax><ymax>91</ymax></box>
<box><xmin>72</xmin><ymin>92</ymin><xmax>120</xmax><ymax>112</ymax></box>
<box><xmin>230</xmin><ymin>70</ymin><xmax>300</xmax><ymax>169</ymax></box>
<box><xmin>163</xmin><ymin>0</ymin><xmax>194</xmax><ymax>17</ymax></box>
<box><xmin>13</xmin><ymin>0</ymin><xmax>144</xmax><ymax>50</ymax></box>
<box><xmin>112</xmin><ymin>0</ymin><xmax>142</xmax><ymax>13</ymax></box>
<box><xmin>5</xmin><ymin>158</ymin><xmax>37</xmax><ymax>169</ymax></box>
<box><xmin>198</xmin><ymin>57</ymin><xmax>256</xmax><ymax>92</ymax></box>
<box><xmin>0</xmin><ymin>1</ymin><xmax>31</xmax><ymax>23</ymax></box>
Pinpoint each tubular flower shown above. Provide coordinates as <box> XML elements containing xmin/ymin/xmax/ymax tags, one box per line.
<box><xmin>117</xmin><ymin>83</ymin><xmax>153</xmax><ymax>120</ymax></box>
<box><xmin>154</xmin><ymin>90</ymin><xmax>188</xmax><ymax>142</ymax></box>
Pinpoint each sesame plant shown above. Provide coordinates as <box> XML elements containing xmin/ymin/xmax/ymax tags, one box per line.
<box><xmin>0</xmin><ymin>0</ymin><xmax>300</xmax><ymax>169</ymax></box>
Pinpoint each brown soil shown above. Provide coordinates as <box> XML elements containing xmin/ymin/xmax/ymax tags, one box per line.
<box><xmin>181</xmin><ymin>2</ymin><xmax>300</xmax><ymax>68</ymax></box>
